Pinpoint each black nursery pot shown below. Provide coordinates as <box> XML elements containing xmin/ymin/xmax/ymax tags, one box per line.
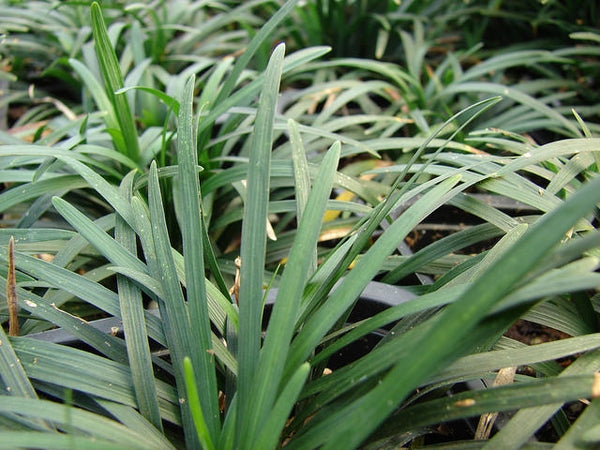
<box><xmin>262</xmin><ymin>280</ymin><xmax>417</xmax><ymax>369</ymax></box>
<box><xmin>28</xmin><ymin>280</ymin><xmax>415</xmax><ymax>352</ymax></box>
<box><xmin>327</xmin><ymin>281</ymin><xmax>416</xmax><ymax>369</ymax></box>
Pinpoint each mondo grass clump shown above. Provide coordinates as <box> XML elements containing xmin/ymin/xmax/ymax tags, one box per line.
<box><xmin>1</xmin><ymin>1</ymin><xmax>600</xmax><ymax>448</ymax></box>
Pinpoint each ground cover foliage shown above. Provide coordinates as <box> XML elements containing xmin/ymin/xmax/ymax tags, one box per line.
<box><xmin>0</xmin><ymin>0</ymin><xmax>599</xmax><ymax>448</ymax></box>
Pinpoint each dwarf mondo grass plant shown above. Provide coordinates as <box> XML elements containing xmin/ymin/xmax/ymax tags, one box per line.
<box><xmin>1</xmin><ymin>1</ymin><xmax>600</xmax><ymax>448</ymax></box>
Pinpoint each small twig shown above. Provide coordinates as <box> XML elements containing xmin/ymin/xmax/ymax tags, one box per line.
<box><xmin>28</xmin><ymin>84</ymin><xmax>78</xmax><ymax>121</ymax></box>
<box><xmin>229</xmin><ymin>256</ymin><xmax>242</xmax><ymax>305</ymax></box>
<box><xmin>50</xmin><ymin>303</ymin><xmax>88</xmax><ymax>324</ymax></box>
<box><xmin>475</xmin><ymin>366</ymin><xmax>517</xmax><ymax>440</ymax></box>
<box><xmin>6</xmin><ymin>236</ymin><xmax>19</xmax><ymax>336</ymax></box>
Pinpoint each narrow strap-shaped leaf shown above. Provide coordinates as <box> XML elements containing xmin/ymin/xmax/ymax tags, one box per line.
<box><xmin>200</xmin><ymin>214</ymin><xmax>231</xmax><ymax>300</ymax></box>
<box><xmin>236</xmin><ymin>43</ymin><xmax>285</xmax><ymax>446</ymax></box>
<box><xmin>51</xmin><ymin>197</ymin><xmax>146</xmax><ymax>275</ymax></box>
<box><xmin>196</xmin><ymin>46</ymin><xmax>330</xmax><ymax>138</ymax></box>
<box><xmin>290</xmin><ymin>120</ymin><xmax>317</xmax><ymax>219</ymax></box>
<box><xmin>555</xmin><ymin>397</ymin><xmax>600</xmax><ymax>448</ymax></box>
<box><xmin>58</xmin><ymin>156</ymin><xmax>136</xmax><ymax>229</ymax></box>
<box><xmin>146</xmin><ymin>161</ymin><xmax>199</xmax><ymax>448</ymax></box>
<box><xmin>247</xmin><ymin>142</ymin><xmax>340</xmax><ymax>442</ymax></box>
<box><xmin>433</xmin><ymin>333</ymin><xmax>600</xmax><ymax>386</ymax></box>
<box><xmin>0</xmin><ymin>175</ymin><xmax>88</xmax><ymax>215</ymax></box>
<box><xmin>183</xmin><ymin>357</ymin><xmax>215</xmax><ymax>450</ymax></box>
<box><xmin>94</xmin><ymin>400</ymin><xmax>174</xmax><ymax>449</ymax></box>
<box><xmin>176</xmin><ymin>75</ymin><xmax>220</xmax><ymax>439</ymax></box>
<box><xmin>7</xmin><ymin>251</ymin><xmax>120</xmax><ymax>317</ymax></box>
<box><xmin>90</xmin><ymin>2</ymin><xmax>140</xmax><ymax>162</ymax></box>
<box><xmin>289</xmin><ymin>97</ymin><xmax>500</xmax><ymax>336</ymax></box>
<box><xmin>0</xmin><ymin>397</ymin><xmax>161</xmax><ymax>449</ymax></box>
<box><xmin>1</xmin><ymin>275</ymin><xmax>129</xmax><ymax>363</ymax></box>
<box><xmin>0</xmin><ymin>229</ymin><xmax>76</xmax><ymax>245</ymax></box>
<box><xmin>115</xmin><ymin>86</ymin><xmax>180</xmax><ymax>115</ymax></box>
<box><xmin>69</xmin><ymin>58</ymin><xmax>120</xmax><ymax>133</ymax></box>
<box><xmin>115</xmin><ymin>172</ymin><xmax>163</xmax><ymax>431</ymax></box>
<box><xmin>48</xmin><ymin>214</ymin><xmax>115</xmax><ymax>270</ymax></box>
<box><xmin>12</xmin><ymin>336</ymin><xmax>179</xmax><ymax>422</ymax></box>
<box><xmin>8</xmin><ymin>251</ymin><xmax>166</xmax><ymax>346</ymax></box>
<box><xmin>486</xmin><ymin>347</ymin><xmax>600</xmax><ymax>448</ymax></box>
<box><xmin>291</xmin><ymin>299</ymin><xmax>532</xmax><ymax>436</ymax></box>
<box><xmin>297</xmin><ymin>170</ymin><xmax>600</xmax><ymax>449</ymax></box>
<box><xmin>321</xmin><ymin>234</ymin><xmax>600</xmax><ymax>400</ymax></box>
<box><xmin>285</xmin><ymin>174</ymin><xmax>464</xmax><ymax>377</ymax></box>
<box><xmin>0</xmin><ymin>432</ymin><xmax>129</xmax><ymax>449</ymax></box>
<box><xmin>0</xmin><ymin>325</ymin><xmax>38</xmax><ymax>400</ymax></box>
<box><xmin>497</xmin><ymin>138</ymin><xmax>600</xmax><ymax>177</ymax></box>
<box><xmin>382</xmin><ymin>222</ymin><xmax>504</xmax><ymax>284</ymax></box>
<box><xmin>392</xmin><ymin>374</ymin><xmax>597</xmax><ymax>434</ymax></box>
<box><xmin>252</xmin><ymin>363</ymin><xmax>310</xmax><ymax>450</ymax></box>
<box><xmin>197</xmin><ymin>57</ymin><xmax>234</xmax><ymax>110</ymax></box>
<box><xmin>439</xmin><ymin>81</ymin><xmax>581</xmax><ymax>137</ymax></box>
<box><xmin>213</xmin><ymin>0</ymin><xmax>298</xmax><ymax>110</ymax></box>
<box><xmin>445</xmin><ymin>223</ymin><xmax>528</xmax><ymax>287</ymax></box>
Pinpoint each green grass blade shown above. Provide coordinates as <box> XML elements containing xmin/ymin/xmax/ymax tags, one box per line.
<box><xmin>160</xmin><ymin>247</ymin><xmax>236</xmax><ymax>335</ymax></box>
<box><xmin>303</xmin><ymin>286</ymin><xmax>466</xmax><ymax>378</ymax></box>
<box><xmin>0</xmin><ymin>432</ymin><xmax>130</xmax><ymax>450</ymax></box>
<box><xmin>0</xmin><ymin>397</ymin><xmax>162</xmax><ymax>449</ymax></box>
<box><xmin>247</xmin><ymin>142</ymin><xmax>340</xmax><ymax>444</ymax></box>
<box><xmin>393</xmin><ymin>374</ymin><xmax>597</xmax><ymax>434</ymax></box>
<box><xmin>94</xmin><ymin>400</ymin><xmax>174</xmax><ymax>449</ymax></box>
<box><xmin>0</xmin><ymin>230</ymin><xmax>76</xmax><ymax>245</ymax></box>
<box><xmin>236</xmin><ymin>43</ymin><xmax>285</xmax><ymax>446</ymax></box>
<box><xmin>302</xmin><ymin>222</ymin><xmax>592</xmax><ymax>404</ymax></box>
<box><xmin>446</xmin><ymin>223</ymin><xmax>528</xmax><ymax>287</ymax></box>
<box><xmin>555</xmin><ymin>398</ymin><xmax>600</xmax><ymax>449</ymax></box>
<box><xmin>487</xmin><ymin>348</ymin><xmax>600</xmax><ymax>448</ymax></box>
<box><xmin>459</xmin><ymin>50</ymin><xmax>567</xmax><ymax>83</ymax></box>
<box><xmin>58</xmin><ymin>156</ymin><xmax>136</xmax><ymax>229</ymax></box>
<box><xmin>439</xmin><ymin>81</ymin><xmax>581</xmax><ymax>137</ymax></box>
<box><xmin>146</xmin><ymin>161</ymin><xmax>199</xmax><ymax>448</ymax></box>
<box><xmin>9</xmin><ymin>251</ymin><xmax>121</xmax><ymax>319</ymax></box>
<box><xmin>295</xmin><ymin>170</ymin><xmax>600</xmax><ymax>449</ymax></box>
<box><xmin>69</xmin><ymin>58</ymin><xmax>120</xmax><ymax>133</ymax></box>
<box><xmin>285</xmin><ymin>174</ymin><xmax>464</xmax><ymax>377</ymax></box>
<box><xmin>90</xmin><ymin>2</ymin><xmax>140</xmax><ymax>162</ymax></box>
<box><xmin>0</xmin><ymin>327</ymin><xmax>38</xmax><ymax>400</ymax></box>
<box><xmin>288</xmin><ymin>119</ymin><xmax>312</xmax><ymax>228</ymax></box>
<box><xmin>449</xmin><ymin>192</ymin><xmax>520</xmax><ymax>232</ymax></box>
<box><xmin>497</xmin><ymin>138</ymin><xmax>600</xmax><ymax>177</ymax></box>
<box><xmin>200</xmin><ymin>214</ymin><xmax>231</xmax><ymax>300</ymax></box>
<box><xmin>182</xmin><ymin>357</ymin><xmax>215</xmax><ymax>450</ymax></box>
<box><xmin>116</xmin><ymin>86</ymin><xmax>180</xmax><ymax>115</ymax></box>
<box><xmin>197</xmin><ymin>57</ymin><xmax>234</xmax><ymax>110</ymax></box>
<box><xmin>0</xmin><ymin>176</ymin><xmax>88</xmax><ymax>215</ymax></box>
<box><xmin>253</xmin><ymin>363</ymin><xmax>311</xmax><ymax>450</ymax></box>
<box><xmin>431</xmin><ymin>333</ymin><xmax>600</xmax><ymax>386</ymax></box>
<box><xmin>213</xmin><ymin>0</ymin><xmax>298</xmax><ymax>108</ymax></box>
<box><xmin>12</xmin><ymin>337</ymin><xmax>178</xmax><ymax>416</ymax></box>
<box><xmin>51</xmin><ymin>198</ymin><xmax>146</xmax><ymax>275</ymax></box>
<box><xmin>382</xmin><ymin>223</ymin><xmax>504</xmax><ymax>284</ymax></box>
<box><xmin>5</xmin><ymin>215</ymin><xmax>165</xmax><ymax>347</ymax></box>
<box><xmin>115</xmin><ymin>173</ymin><xmax>163</xmax><ymax>431</ymax></box>
<box><xmin>176</xmin><ymin>75</ymin><xmax>220</xmax><ymax>439</ymax></box>
<box><xmin>0</xmin><ymin>275</ymin><xmax>129</xmax><ymax>363</ymax></box>
<box><xmin>196</xmin><ymin>46</ymin><xmax>330</xmax><ymax>139</ymax></box>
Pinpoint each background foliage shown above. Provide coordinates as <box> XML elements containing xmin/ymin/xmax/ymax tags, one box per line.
<box><xmin>1</xmin><ymin>0</ymin><xmax>599</xmax><ymax>448</ymax></box>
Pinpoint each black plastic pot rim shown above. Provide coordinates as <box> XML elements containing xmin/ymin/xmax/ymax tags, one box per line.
<box><xmin>25</xmin><ymin>280</ymin><xmax>416</xmax><ymax>345</ymax></box>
